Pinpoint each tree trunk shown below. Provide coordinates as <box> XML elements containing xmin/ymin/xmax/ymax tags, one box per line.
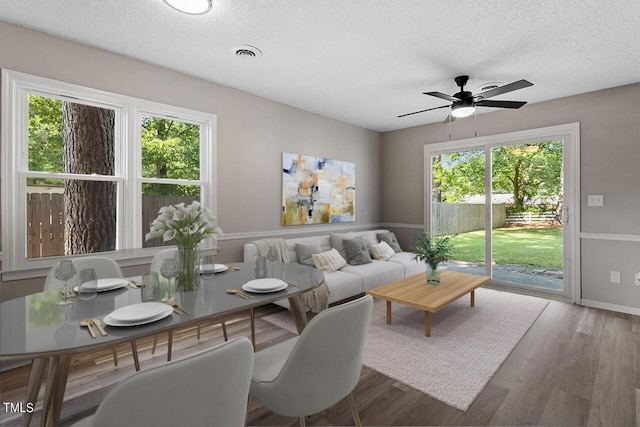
<box><xmin>62</xmin><ymin>102</ymin><xmax>116</xmax><ymax>254</ymax></box>
<box><xmin>513</xmin><ymin>159</ymin><xmax>524</xmax><ymax>210</ymax></box>
<box><xmin>433</xmin><ymin>154</ymin><xmax>442</xmax><ymax>202</ymax></box>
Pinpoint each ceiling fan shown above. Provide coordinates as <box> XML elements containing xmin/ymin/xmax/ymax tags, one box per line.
<box><xmin>398</xmin><ymin>75</ymin><xmax>533</xmax><ymax>123</ymax></box>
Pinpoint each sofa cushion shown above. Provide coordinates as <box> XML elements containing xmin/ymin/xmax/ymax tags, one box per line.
<box><xmin>342</xmin><ymin>260</ymin><xmax>404</xmax><ymax>292</ymax></box>
<box><xmin>388</xmin><ymin>252</ymin><xmax>423</xmax><ymax>277</ymax></box>
<box><xmin>370</xmin><ymin>241</ymin><xmax>395</xmax><ymax>261</ymax></box>
<box><xmin>329</xmin><ymin>232</ymin><xmax>355</xmax><ymax>259</ymax></box>
<box><xmin>295</xmin><ymin>242</ymin><xmax>322</xmax><ymax>266</ymax></box>
<box><xmin>377</xmin><ymin>231</ymin><xmax>402</xmax><ymax>252</ymax></box>
<box><xmin>343</xmin><ymin>237</ymin><xmax>373</xmax><ymax>266</ymax></box>
<box><xmin>312</xmin><ymin>248</ymin><xmax>347</xmax><ymax>273</ymax></box>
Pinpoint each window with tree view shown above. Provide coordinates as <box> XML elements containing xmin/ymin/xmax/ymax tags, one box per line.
<box><xmin>1</xmin><ymin>70</ymin><xmax>216</xmax><ymax>272</ymax></box>
<box><xmin>28</xmin><ymin>95</ymin><xmax>117</xmax><ymax>258</ymax></box>
<box><xmin>140</xmin><ymin>115</ymin><xmax>202</xmax><ymax>248</ymax></box>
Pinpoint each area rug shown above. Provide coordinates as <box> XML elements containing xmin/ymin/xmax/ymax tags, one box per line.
<box><xmin>264</xmin><ymin>287</ymin><xmax>548</xmax><ymax>411</ymax></box>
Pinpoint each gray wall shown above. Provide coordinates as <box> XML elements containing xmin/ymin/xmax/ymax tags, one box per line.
<box><xmin>0</xmin><ymin>20</ymin><xmax>381</xmax><ymax>300</ymax></box>
<box><xmin>381</xmin><ymin>82</ymin><xmax>640</xmax><ymax>312</ymax></box>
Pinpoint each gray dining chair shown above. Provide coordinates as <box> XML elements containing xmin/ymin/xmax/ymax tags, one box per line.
<box><xmin>249</xmin><ymin>294</ymin><xmax>373</xmax><ymax>427</ymax></box>
<box><xmin>71</xmin><ymin>336</ymin><xmax>254</xmax><ymax>427</ymax></box>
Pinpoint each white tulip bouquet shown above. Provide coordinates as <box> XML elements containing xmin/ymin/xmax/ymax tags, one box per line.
<box><xmin>145</xmin><ymin>201</ymin><xmax>223</xmax><ymax>248</ymax></box>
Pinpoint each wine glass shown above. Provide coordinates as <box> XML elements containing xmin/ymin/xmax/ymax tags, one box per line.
<box><xmin>198</xmin><ymin>253</ymin><xmax>216</xmax><ymax>279</ymax></box>
<box><xmin>266</xmin><ymin>246</ymin><xmax>279</xmax><ymax>277</ymax></box>
<box><xmin>54</xmin><ymin>260</ymin><xmax>77</xmax><ymax>305</ymax></box>
<box><xmin>78</xmin><ymin>268</ymin><xmax>98</xmax><ymax>300</ymax></box>
<box><xmin>160</xmin><ymin>257</ymin><xmax>178</xmax><ymax>298</ymax></box>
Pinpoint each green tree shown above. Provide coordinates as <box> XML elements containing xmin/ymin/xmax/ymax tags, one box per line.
<box><xmin>28</xmin><ymin>97</ymin><xmax>201</xmax><ymax>196</ymax></box>
<box><xmin>491</xmin><ymin>142</ymin><xmax>562</xmax><ymax>211</ymax></box>
<box><xmin>432</xmin><ymin>141</ymin><xmax>563</xmax><ymax>211</ymax></box>
<box><xmin>28</xmin><ymin>95</ymin><xmax>64</xmax><ymax>181</ymax></box>
<box><xmin>432</xmin><ymin>149</ymin><xmax>485</xmax><ymax>203</ymax></box>
<box><xmin>141</xmin><ymin>115</ymin><xmax>200</xmax><ymax>195</ymax></box>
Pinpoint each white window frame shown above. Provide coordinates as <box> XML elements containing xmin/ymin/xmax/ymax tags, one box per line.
<box><xmin>1</xmin><ymin>70</ymin><xmax>217</xmax><ymax>280</ymax></box>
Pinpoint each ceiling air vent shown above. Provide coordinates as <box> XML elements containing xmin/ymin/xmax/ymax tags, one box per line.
<box><xmin>478</xmin><ymin>82</ymin><xmax>502</xmax><ymax>92</ymax></box>
<box><xmin>231</xmin><ymin>45</ymin><xmax>262</xmax><ymax>58</ymax></box>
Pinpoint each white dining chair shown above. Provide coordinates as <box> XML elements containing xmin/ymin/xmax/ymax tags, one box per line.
<box><xmin>71</xmin><ymin>336</ymin><xmax>254</xmax><ymax>427</ymax></box>
<box><xmin>149</xmin><ymin>248</ymin><xmax>232</xmax><ymax>361</ymax></box>
<box><xmin>249</xmin><ymin>294</ymin><xmax>373</xmax><ymax>427</ymax></box>
<box><xmin>22</xmin><ymin>257</ymin><xmax>141</xmax><ymax>426</ymax></box>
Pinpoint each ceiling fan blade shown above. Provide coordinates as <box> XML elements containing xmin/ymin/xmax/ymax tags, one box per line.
<box><xmin>475</xmin><ymin>100</ymin><xmax>527</xmax><ymax>109</ymax></box>
<box><xmin>423</xmin><ymin>91</ymin><xmax>460</xmax><ymax>102</ymax></box>
<box><xmin>397</xmin><ymin>104</ymin><xmax>450</xmax><ymax>118</ymax></box>
<box><xmin>473</xmin><ymin>79</ymin><xmax>533</xmax><ymax>101</ymax></box>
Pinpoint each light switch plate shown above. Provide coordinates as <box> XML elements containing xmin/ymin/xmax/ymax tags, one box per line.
<box><xmin>610</xmin><ymin>271</ymin><xmax>621</xmax><ymax>284</ymax></box>
<box><xmin>588</xmin><ymin>195</ymin><xmax>604</xmax><ymax>207</ymax></box>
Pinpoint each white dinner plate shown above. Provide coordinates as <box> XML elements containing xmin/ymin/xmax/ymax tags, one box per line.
<box><xmin>109</xmin><ymin>302</ymin><xmax>170</xmax><ymax>322</ymax></box>
<box><xmin>73</xmin><ymin>278</ymin><xmax>128</xmax><ymax>293</ymax></box>
<box><xmin>242</xmin><ymin>279</ymin><xmax>288</xmax><ymax>293</ymax></box>
<box><xmin>103</xmin><ymin>305</ymin><xmax>174</xmax><ymax>327</ymax></box>
<box><xmin>200</xmin><ymin>264</ymin><xmax>228</xmax><ymax>273</ymax></box>
<box><xmin>244</xmin><ymin>278</ymin><xmax>286</xmax><ymax>291</ymax></box>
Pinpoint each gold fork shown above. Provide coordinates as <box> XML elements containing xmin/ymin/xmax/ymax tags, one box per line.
<box><xmin>167</xmin><ymin>300</ymin><xmax>191</xmax><ymax>315</ymax></box>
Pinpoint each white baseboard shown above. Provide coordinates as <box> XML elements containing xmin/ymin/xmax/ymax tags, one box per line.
<box><xmin>580</xmin><ymin>299</ymin><xmax>640</xmax><ymax>316</ymax></box>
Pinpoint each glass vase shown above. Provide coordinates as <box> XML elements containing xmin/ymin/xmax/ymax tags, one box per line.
<box><xmin>426</xmin><ymin>263</ymin><xmax>440</xmax><ymax>285</ymax></box>
<box><xmin>176</xmin><ymin>246</ymin><xmax>199</xmax><ymax>292</ymax></box>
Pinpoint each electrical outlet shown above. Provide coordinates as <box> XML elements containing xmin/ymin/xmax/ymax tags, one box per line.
<box><xmin>635</xmin><ymin>272</ymin><xmax>640</xmax><ymax>287</ymax></box>
<box><xmin>588</xmin><ymin>195</ymin><xmax>604</xmax><ymax>207</ymax></box>
<box><xmin>610</xmin><ymin>271</ymin><xmax>621</xmax><ymax>284</ymax></box>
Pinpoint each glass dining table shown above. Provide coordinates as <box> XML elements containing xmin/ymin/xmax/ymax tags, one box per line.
<box><xmin>0</xmin><ymin>262</ymin><xmax>324</xmax><ymax>427</ymax></box>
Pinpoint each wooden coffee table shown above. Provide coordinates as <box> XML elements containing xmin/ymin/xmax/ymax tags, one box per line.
<box><xmin>366</xmin><ymin>270</ymin><xmax>490</xmax><ymax>336</ymax></box>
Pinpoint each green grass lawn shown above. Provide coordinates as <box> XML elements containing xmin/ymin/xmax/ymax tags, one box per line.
<box><xmin>448</xmin><ymin>226</ymin><xmax>563</xmax><ymax>269</ymax></box>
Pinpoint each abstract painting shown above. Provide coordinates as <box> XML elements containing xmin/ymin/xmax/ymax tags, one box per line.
<box><xmin>282</xmin><ymin>152</ymin><xmax>355</xmax><ymax>225</ymax></box>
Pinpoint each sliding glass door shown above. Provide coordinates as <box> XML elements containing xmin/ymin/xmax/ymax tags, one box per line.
<box><xmin>425</xmin><ymin>124</ymin><xmax>579</xmax><ymax>301</ymax></box>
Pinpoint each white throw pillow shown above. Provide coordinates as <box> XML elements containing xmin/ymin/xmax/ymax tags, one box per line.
<box><xmin>370</xmin><ymin>241</ymin><xmax>396</xmax><ymax>261</ymax></box>
<box><xmin>312</xmin><ymin>248</ymin><xmax>347</xmax><ymax>273</ymax></box>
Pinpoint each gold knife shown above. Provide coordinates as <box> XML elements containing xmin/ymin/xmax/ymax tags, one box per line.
<box><xmin>92</xmin><ymin>318</ymin><xmax>108</xmax><ymax>337</ymax></box>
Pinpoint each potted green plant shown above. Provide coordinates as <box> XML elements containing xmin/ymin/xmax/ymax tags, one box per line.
<box><xmin>412</xmin><ymin>232</ymin><xmax>455</xmax><ymax>285</ymax></box>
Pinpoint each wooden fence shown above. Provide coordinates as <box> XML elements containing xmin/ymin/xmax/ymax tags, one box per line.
<box><xmin>432</xmin><ymin>202</ymin><xmax>506</xmax><ymax>236</ymax></box>
<box><xmin>505</xmin><ymin>211</ymin><xmax>557</xmax><ymax>224</ymax></box>
<box><xmin>26</xmin><ymin>193</ymin><xmax>198</xmax><ymax>258</ymax></box>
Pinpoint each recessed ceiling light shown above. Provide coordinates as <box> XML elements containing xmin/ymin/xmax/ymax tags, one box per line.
<box><xmin>163</xmin><ymin>0</ymin><xmax>212</xmax><ymax>15</ymax></box>
<box><xmin>231</xmin><ymin>45</ymin><xmax>262</xmax><ymax>58</ymax></box>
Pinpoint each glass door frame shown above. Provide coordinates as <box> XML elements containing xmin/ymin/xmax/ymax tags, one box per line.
<box><xmin>424</xmin><ymin>123</ymin><xmax>580</xmax><ymax>303</ymax></box>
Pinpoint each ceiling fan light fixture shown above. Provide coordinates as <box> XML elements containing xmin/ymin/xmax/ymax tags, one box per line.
<box><xmin>451</xmin><ymin>105</ymin><xmax>475</xmax><ymax>118</ymax></box>
<box><xmin>163</xmin><ymin>0</ymin><xmax>212</xmax><ymax>15</ymax></box>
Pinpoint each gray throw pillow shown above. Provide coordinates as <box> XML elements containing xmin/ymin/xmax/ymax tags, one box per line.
<box><xmin>329</xmin><ymin>232</ymin><xmax>355</xmax><ymax>259</ymax></box>
<box><xmin>295</xmin><ymin>242</ymin><xmax>322</xmax><ymax>266</ymax></box>
<box><xmin>377</xmin><ymin>232</ymin><xmax>402</xmax><ymax>252</ymax></box>
<box><xmin>342</xmin><ymin>237</ymin><xmax>373</xmax><ymax>265</ymax></box>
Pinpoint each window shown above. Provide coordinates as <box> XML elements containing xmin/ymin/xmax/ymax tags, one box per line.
<box><xmin>1</xmin><ymin>70</ymin><xmax>217</xmax><ymax>275</ymax></box>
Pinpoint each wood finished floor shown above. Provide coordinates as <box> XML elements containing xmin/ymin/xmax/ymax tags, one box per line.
<box><xmin>1</xmin><ymin>298</ymin><xmax>639</xmax><ymax>426</ymax></box>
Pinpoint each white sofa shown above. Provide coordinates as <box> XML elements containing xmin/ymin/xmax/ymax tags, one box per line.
<box><xmin>243</xmin><ymin>229</ymin><xmax>422</xmax><ymax>308</ymax></box>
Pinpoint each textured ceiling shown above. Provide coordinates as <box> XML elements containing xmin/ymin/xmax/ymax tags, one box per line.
<box><xmin>0</xmin><ymin>0</ymin><xmax>638</xmax><ymax>132</ymax></box>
